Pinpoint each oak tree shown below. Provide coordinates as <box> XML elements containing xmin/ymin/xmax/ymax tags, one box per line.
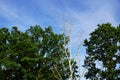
<box><xmin>0</xmin><ymin>25</ymin><xmax>77</xmax><ymax>80</ymax></box>
<box><xmin>83</xmin><ymin>23</ymin><xmax>120</xmax><ymax>80</ymax></box>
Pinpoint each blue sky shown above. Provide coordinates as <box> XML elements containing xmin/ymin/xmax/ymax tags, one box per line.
<box><xmin>0</xmin><ymin>0</ymin><xmax>120</xmax><ymax>40</ymax></box>
<box><xmin>0</xmin><ymin>0</ymin><xmax>120</xmax><ymax>79</ymax></box>
<box><xmin>0</xmin><ymin>0</ymin><xmax>120</xmax><ymax>30</ymax></box>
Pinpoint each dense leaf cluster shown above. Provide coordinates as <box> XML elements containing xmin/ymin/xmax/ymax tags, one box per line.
<box><xmin>0</xmin><ymin>25</ymin><xmax>77</xmax><ymax>80</ymax></box>
<box><xmin>84</xmin><ymin>23</ymin><xmax>120</xmax><ymax>80</ymax></box>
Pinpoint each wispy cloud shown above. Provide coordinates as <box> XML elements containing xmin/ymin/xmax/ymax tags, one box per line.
<box><xmin>34</xmin><ymin>0</ymin><xmax>119</xmax><ymax>39</ymax></box>
<box><xmin>34</xmin><ymin>0</ymin><xmax>120</xmax><ymax>54</ymax></box>
<box><xmin>0</xmin><ymin>1</ymin><xmax>39</xmax><ymax>30</ymax></box>
<box><xmin>66</xmin><ymin>0</ymin><xmax>118</xmax><ymax>37</ymax></box>
<box><xmin>0</xmin><ymin>0</ymin><xmax>119</xmax><ymax>32</ymax></box>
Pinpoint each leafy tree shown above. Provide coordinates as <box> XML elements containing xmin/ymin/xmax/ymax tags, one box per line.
<box><xmin>0</xmin><ymin>25</ymin><xmax>78</xmax><ymax>80</ymax></box>
<box><xmin>83</xmin><ymin>23</ymin><xmax>120</xmax><ymax>80</ymax></box>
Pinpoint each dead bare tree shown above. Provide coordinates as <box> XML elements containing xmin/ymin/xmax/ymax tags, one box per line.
<box><xmin>51</xmin><ymin>17</ymin><xmax>86</xmax><ymax>80</ymax></box>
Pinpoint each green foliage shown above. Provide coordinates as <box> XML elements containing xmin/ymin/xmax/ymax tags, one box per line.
<box><xmin>83</xmin><ymin>23</ymin><xmax>120</xmax><ymax>80</ymax></box>
<box><xmin>0</xmin><ymin>25</ymin><xmax>77</xmax><ymax>80</ymax></box>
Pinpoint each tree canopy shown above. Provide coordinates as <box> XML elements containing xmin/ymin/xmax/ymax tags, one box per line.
<box><xmin>0</xmin><ymin>25</ymin><xmax>77</xmax><ymax>80</ymax></box>
<box><xmin>83</xmin><ymin>23</ymin><xmax>120</xmax><ymax>80</ymax></box>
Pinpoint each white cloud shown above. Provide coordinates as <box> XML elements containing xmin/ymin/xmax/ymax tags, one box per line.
<box><xmin>61</xmin><ymin>0</ymin><xmax>119</xmax><ymax>43</ymax></box>
<box><xmin>0</xmin><ymin>1</ymin><xmax>38</xmax><ymax>31</ymax></box>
